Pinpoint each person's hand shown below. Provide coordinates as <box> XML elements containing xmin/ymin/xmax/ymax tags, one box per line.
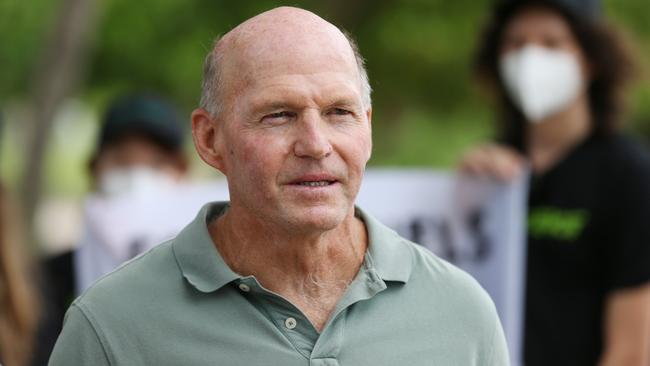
<box><xmin>459</xmin><ymin>143</ymin><xmax>525</xmax><ymax>181</ymax></box>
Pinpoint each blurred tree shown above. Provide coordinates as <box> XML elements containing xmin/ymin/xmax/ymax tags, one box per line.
<box><xmin>19</xmin><ymin>0</ymin><xmax>101</xmax><ymax>245</ymax></box>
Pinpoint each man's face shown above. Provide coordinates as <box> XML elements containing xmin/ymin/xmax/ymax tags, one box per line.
<box><xmin>214</xmin><ymin>42</ymin><xmax>372</xmax><ymax>233</ymax></box>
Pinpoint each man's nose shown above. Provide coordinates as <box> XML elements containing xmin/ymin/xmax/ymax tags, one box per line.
<box><xmin>293</xmin><ymin>111</ymin><xmax>332</xmax><ymax>159</ymax></box>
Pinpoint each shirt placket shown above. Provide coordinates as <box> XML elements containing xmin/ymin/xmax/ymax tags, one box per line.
<box><xmin>233</xmin><ymin>258</ymin><xmax>387</xmax><ymax>366</ymax></box>
<box><xmin>234</xmin><ymin>276</ymin><xmax>319</xmax><ymax>359</ymax></box>
<box><xmin>310</xmin><ymin>261</ymin><xmax>387</xmax><ymax>366</ymax></box>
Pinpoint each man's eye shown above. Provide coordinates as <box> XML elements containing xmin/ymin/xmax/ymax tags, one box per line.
<box><xmin>263</xmin><ymin>111</ymin><xmax>293</xmax><ymax>121</ymax></box>
<box><xmin>329</xmin><ymin>108</ymin><xmax>352</xmax><ymax>116</ymax></box>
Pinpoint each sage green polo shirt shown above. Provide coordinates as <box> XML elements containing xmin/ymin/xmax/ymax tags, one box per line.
<box><xmin>50</xmin><ymin>202</ymin><xmax>509</xmax><ymax>366</ymax></box>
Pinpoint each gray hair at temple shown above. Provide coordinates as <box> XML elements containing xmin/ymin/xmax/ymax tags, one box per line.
<box><xmin>199</xmin><ymin>31</ymin><xmax>372</xmax><ymax>118</ymax></box>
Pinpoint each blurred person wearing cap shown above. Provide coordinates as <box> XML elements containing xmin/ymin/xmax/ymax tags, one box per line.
<box><xmin>49</xmin><ymin>7</ymin><xmax>510</xmax><ymax>366</ymax></box>
<box><xmin>461</xmin><ymin>0</ymin><xmax>650</xmax><ymax>365</ymax></box>
<box><xmin>34</xmin><ymin>94</ymin><xmax>189</xmax><ymax>364</ymax></box>
<box><xmin>76</xmin><ymin>93</ymin><xmax>189</xmax><ymax>293</ymax></box>
<box><xmin>88</xmin><ymin>93</ymin><xmax>188</xmax><ymax>197</ymax></box>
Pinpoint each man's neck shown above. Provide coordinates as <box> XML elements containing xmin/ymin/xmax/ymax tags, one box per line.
<box><xmin>526</xmin><ymin>95</ymin><xmax>592</xmax><ymax>174</ymax></box>
<box><xmin>208</xmin><ymin>207</ymin><xmax>368</xmax><ymax>331</ymax></box>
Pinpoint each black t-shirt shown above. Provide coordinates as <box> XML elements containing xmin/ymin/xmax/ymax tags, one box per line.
<box><xmin>523</xmin><ymin>134</ymin><xmax>650</xmax><ymax>366</ymax></box>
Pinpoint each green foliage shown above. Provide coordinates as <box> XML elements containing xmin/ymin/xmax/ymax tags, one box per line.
<box><xmin>0</xmin><ymin>0</ymin><xmax>56</xmax><ymax>98</ymax></box>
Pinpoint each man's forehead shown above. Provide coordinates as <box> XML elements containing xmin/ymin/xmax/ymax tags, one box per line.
<box><xmin>246</xmin><ymin>74</ymin><xmax>362</xmax><ymax>107</ymax></box>
<box><xmin>242</xmin><ymin>50</ymin><xmax>354</xmax><ymax>81</ymax></box>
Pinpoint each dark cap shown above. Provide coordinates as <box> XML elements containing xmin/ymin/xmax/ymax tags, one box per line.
<box><xmin>97</xmin><ymin>94</ymin><xmax>184</xmax><ymax>152</ymax></box>
<box><xmin>554</xmin><ymin>0</ymin><xmax>602</xmax><ymax>20</ymax></box>
<box><xmin>497</xmin><ymin>0</ymin><xmax>602</xmax><ymax>22</ymax></box>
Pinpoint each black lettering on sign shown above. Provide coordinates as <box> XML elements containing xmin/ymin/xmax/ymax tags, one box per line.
<box><xmin>399</xmin><ymin>209</ymin><xmax>491</xmax><ymax>264</ymax></box>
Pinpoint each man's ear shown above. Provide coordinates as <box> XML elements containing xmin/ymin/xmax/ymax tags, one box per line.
<box><xmin>191</xmin><ymin>108</ymin><xmax>227</xmax><ymax>174</ymax></box>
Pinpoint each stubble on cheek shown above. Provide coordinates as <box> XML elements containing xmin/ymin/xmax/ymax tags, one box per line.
<box><xmin>241</xmin><ymin>141</ymin><xmax>278</xmax><ymax>201</ymax></box>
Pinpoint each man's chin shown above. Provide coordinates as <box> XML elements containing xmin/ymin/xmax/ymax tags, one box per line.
<box><xmin>281</xmin><ymin>204</ymin><xmax>350</xmax><ymax>232</ymax></box>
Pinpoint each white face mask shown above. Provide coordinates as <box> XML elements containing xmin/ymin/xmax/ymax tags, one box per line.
<box><xmin>500</xmin><ymin>45</ymin><xmax>583</xmax><ymax>123</ymax></box>
<box><xmin>98</xmin><ymin>166</ymin><xmax>176</xmax><ymax>197</ymax></box>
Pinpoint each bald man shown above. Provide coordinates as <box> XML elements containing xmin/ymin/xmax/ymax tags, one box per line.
<box><xmin>49</xmin><ymin>7</ymin><xmax>509</xmax><ymax>366</ymax></box>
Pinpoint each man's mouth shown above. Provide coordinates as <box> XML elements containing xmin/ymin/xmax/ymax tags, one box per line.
<box><xmin>296</xmin><ymin>180</ymin><xmax>336</xmax><ymax>187</ymax></box>
<box><xmin>289</xmin><ymin>174</ymin><xmax>339</xmax><ymax>187</ymax></box>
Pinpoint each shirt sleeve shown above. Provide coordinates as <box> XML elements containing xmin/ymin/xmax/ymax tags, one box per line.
<box><xmin>488</xmin><ymin>311</ymin><xmax>511</xmax><ymax>366</ymax></box>
<box><xmin>48</xmin><ymin>304</ymin><xmax>112</xmax><ymax>366</ymax></box>
<box><xmin>605</xmin><ymin>154</ymin><xmax>650</xmax><ymax>292</ymax></box>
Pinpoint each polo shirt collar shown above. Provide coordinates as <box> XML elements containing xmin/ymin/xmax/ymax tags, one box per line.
<box><xmin>172</xmin><ymin>202</ymin><xmax>414</xmax><ymax>293</ymax></box>
<box><xmin>172</xmin><ymin>202</ymin><xmax>239</xmax><ymax>293</ymax></box>
<box><xmin>356</xmin><ymin>207</ymin><xmax>413</xmax><ymax>284</ymax></box>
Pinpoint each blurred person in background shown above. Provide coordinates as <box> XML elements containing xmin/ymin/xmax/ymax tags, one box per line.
<box><xmin>461</xmin><ymin>0</ymin><xmax>650</xmax><ymax>365</ymax></box>
<box><xmin>35</xmin><ymin>93</ymin><xmax>188</xmax><ymax>363</ymax></box>
<box><xmin>77</xmin><ymin>93</ymin><xmax>188</xmax><ymax>293</ymax></box>
<box><xmin>0</xmin><ymin>184</ymin><xmax>39</xmax><ymax>366</ymax></box>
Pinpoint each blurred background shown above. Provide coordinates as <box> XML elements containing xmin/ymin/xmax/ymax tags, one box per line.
<box><xmin>0</xmin><ymin>0</ymin><xmax>648</xmax><ymax>253</ymax></box>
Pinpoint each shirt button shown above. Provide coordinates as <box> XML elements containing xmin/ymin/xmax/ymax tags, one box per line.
<box><xmin>284</xmin><ymin>317</ymin><xmax>297</xmax><ymax>330</ymax></box>
<box><xmin>238</xmin><ymin>283</ymin><xmax>250</xmax><ymax>292</ymax></box>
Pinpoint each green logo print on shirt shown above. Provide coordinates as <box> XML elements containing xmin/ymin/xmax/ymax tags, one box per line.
<box><xmin>528</xmin><ymin>207</ymin><xmax>589</xmax><ymax>241</ymax></box>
